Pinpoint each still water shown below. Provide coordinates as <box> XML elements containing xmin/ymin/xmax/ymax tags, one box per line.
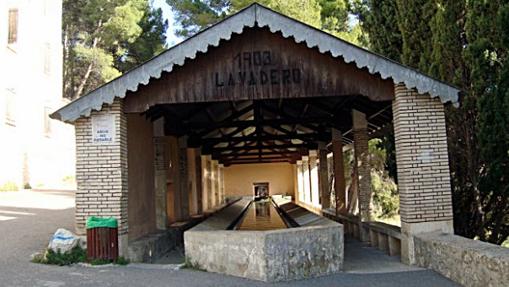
<box><xmin>237</xmin><ymin>200</ymin><xmax>287</xmax><ymax>230</ymax></box>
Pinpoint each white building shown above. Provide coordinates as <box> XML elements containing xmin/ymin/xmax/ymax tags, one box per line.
<box><xmin>0</xmin><ymin>0</ymin><xmax>75</xmax><ymax>190</ymax></box>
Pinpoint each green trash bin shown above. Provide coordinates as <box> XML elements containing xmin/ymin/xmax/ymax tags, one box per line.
<box><xmin>86</xmin><ymin>217</ymin><xmax>118</xmax><ymax>261</ymax></box>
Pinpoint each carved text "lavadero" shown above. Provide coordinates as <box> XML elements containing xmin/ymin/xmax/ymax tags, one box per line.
<box><xmin>215</xmin><ymin>50</ymin><xmax>301</xmax><ymax>87</ymax></box>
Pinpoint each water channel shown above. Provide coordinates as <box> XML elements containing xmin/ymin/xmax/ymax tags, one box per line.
<box><xmin>236</xmin><ymin>199</ymin><xmax>288</xmax><ymax>231</ymax></box>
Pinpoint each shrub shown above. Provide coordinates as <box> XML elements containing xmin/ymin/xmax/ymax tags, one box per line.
<box><xmin>32</xmin><ymin>246</ymin><xmax>130</xmax><ymax>266</ymax></box>
<box><xmin>0</xmin><ymin>181</ymin><xmax>19</xmax><ymax>192</ymax></box>
<box><xmin>32</xmin><ymin>246</ymin><xmax>87</xmax><ymax>266</ymax></box>
<box><xmin>371</xmin><ymin>171</ymin><xmax>399</xmax><ymax>219</ymax></box>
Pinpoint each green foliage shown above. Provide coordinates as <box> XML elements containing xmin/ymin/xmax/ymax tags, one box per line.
<box><xmin>473</xmin><ymin>2</ymin><xmax>509</xmax><ymax>244</ymax></box>
<box><xmin>32</xmin><ymin>246</ymin><xmax>87</xmax><ymax>266</ymax></box>
<box><xmin>115</xmin><ymin>256</ymin><xmax>130</xmax><ymax>265</ymax></box>
<box><xmin>89</xmin><ymin>258</ymin><xmax>110</xmax><ymax>265</ymax></box>
<box><xmin>357</xmin><ymin>0</ymin><xmax>509</xmax><ymax>245</ymax></box>
<box><xmin>352</xmin><ymin>0</ymin><xmax>402</xmax><ymax>61</ymax></box>
<box><xmin>184</xmin><ymin>257</ymin><xmax>206</xmax><ymax>271</ymax></box>
<box><xmin>368</xmin><ymin>139</ymin><xmax>399</xmax><ymax>219</ymax></box>
<box><xmin>319</xmin><ymin>0</ymin><xmax>349</xmax><ymax>34</ymax></box>
<box><xmin>0</xmin><ymin>181</ymin><xmax>19</xmax><ymax>192</ymax></box>
<box><xmin>395</xmin><ymin>0</ymin><xmax>435</xmax><ymax>70</ymax></box>
<box><xmin>371</xmin><ymin>172</ymin><xmax>399</xmax><ymax>219</ymax></box>
<box><xmin>32</xmin><ymin>246</ymin><xmax>129</xmax><ymax>266</ymax></box>
<box><xmin>63</xmin><ymin>0</ymin><xmax>167</xmax><ymax>99</ymax></box>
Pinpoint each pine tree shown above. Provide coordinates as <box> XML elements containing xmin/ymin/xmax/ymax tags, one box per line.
<box><xmin>63</xmin><ymin>0</ymin><xmax>167</xmax><ymax>99</ymax></box>
<box><xmin>167</xmin><ymin>0</ymin><xmax>352</xmax><ymax>40</ymax></box>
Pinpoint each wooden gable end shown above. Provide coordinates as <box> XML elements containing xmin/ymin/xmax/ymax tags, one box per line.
<box><xmin>124</xmin><ymin>27</ymin><xmax>394</xmax><ymax>113</ymax></box>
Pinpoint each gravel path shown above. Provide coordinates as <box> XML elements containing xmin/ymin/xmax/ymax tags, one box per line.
<box><xmin>0</xmin><ymin>190</ymin><xmax>459</xmax><ymax>287</ymax></box>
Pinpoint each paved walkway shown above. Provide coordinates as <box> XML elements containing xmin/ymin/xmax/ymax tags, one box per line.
<box><xmin>0</xmin><ymin>190</ymin><xmax>459</xmax><ymax>286</ymax></box>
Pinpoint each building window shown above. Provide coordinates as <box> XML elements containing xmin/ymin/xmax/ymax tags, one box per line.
<box><xmin>43</xmin><ymin>107</ymin><xmax>52</xmax><ymax>136</ymax></box>
<box><xmin>44</xmin><ymin>43</ymin><xmax>51</xmax><ymax>75</ymax></box>
<box><xmin>5</xmin><ymin>88</ymin><xmax>16</xmax><ymax>126</ymax></box>
<box><xmin>8</xmin><ymin>9</ymin><xmax>18</xmax><ymax>45</ymax></box>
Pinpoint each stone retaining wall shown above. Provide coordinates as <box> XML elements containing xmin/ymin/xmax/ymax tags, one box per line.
<box><xmin>184</xmin><ymin>197</ymin><xmax>343</xmax><ymax>282</ymax></box>
<box><xmin>185</xmin><ymin>225</ymin><xmax>343</xmax><ymax>282</ymax></box>
<box><xmin>414</xmin><ymin>232</ymin><xmax>509</xmax><ymax>287</ymax></box>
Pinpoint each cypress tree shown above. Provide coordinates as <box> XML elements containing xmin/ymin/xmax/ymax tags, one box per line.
<box><xmin>395</xmin><ymin>0</ymin><xmax>436</xmax><ymax>70</ymax></box>
<box><xmin>472</xmin><ymin>1</ymin><xmax>509</xmax><ymax>244</ymax></box>
<box><xmin>355</xmin><ymin>0</ymin><xmax>402</xmax><ymax>61</ymax></box>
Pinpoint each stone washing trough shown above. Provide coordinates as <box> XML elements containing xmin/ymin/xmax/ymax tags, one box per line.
<box><xmin>184</xmin><ymin>197</ymin><xmax>344</xmax><ymax>282</ymax></box>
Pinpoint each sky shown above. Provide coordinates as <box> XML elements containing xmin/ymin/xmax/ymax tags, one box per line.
<box><xmin>152</xmin><ymin>0</ymin><xmax>183</xmax><ymax>46</ymax></box>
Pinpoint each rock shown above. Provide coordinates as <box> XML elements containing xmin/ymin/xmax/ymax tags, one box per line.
<box><xmin>48</xmin><ymin>228</ymin><xmax>80</xmax><ymax>254</ymax></box>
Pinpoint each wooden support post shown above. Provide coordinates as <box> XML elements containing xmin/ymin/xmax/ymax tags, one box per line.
<box><xmin>202</xmin><ymin>155</ymin><xmax>212</xmax><ymax>212</ymax></box>
<box><xmin>296</xmin><ymin>160</ymin><xmax>304</xmax><ymax>202</ymax></box>
<box><xmin>178</xmin><ymin>136</ymin><xmax>190</xmax><ymax>221</ymax></box>
<box><xmin>309</xmin><ymin>150</ymin><xmax>320</xmax><ymax>207</ymax></box>
<box><xmin>332</xmin><ymin>129</ymin><xmax>346</xmax><ymax>215</ymax></box>
<box><xmin>195</xmin><ymin>149</ymin><xmax>203</xmax><ymax>215</ymax></box>
<box><xmin>168</xmin><ymin>136</ymin><xmax>180</xmax><ymax>223</ymax></box>
<box><xmin>187</xmin><ymin>148</ymin><xmax>202</xmax><ymax>216</ymax></box>
<box><xmin>153</xmin><ymin>118</ymin><xmax>168</xmax><ymax>230</ymax></box>
<box><xmin>319</xmin><ymin>143</ymin><xmax>330</xmax><ymax>209</ymax></box>
<box><xmin>210</xmin><ymin>160</ymin><xmax>218</xmax><ymax>208</ymax></box>
<box><xmin>302</xmin><ymin>156</ymin><xmax>311</xmax><ymax>204</ymax></box>
<box><xmin>218</xmin><ymin>164</ymin><xmax>225</xmax><ymax>205</ymax></box>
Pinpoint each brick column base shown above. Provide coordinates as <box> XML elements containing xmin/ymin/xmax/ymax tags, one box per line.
<box><xmin>393</xmin><ymin>84</ymin><xmax>454</xmax><ymax>264</ymax></box>
<box><xmin>353</xmin><ymin>110</ymin><xmax>372</xmax><ymax>242</ymax></box>
<box><xmin>75</xmin><ymin>99</ymin><xmax>129</xmax><ymax>256</ymax></box>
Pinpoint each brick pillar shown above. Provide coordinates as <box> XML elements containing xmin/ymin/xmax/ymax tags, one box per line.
<box><xmin>319</xmin><ymin>144</ymin><xmax>330</xmax><ymax>209</ymax></box>
<box><xmin>302</xmin><ymin>156</ymin><xmax>311</xmax><ymax>204</ymax></box>
<box><xmin>309</xmin><ymin>150</ymin><xmax>320</xmax><ymax>207</ymax></box>
<box><xmin>75</xmin><ymin>99</ymin><xmax>129</xmax><ymax>256</ymax></box>
<box><xmin>393</xmin><ymin>84</ymin><xmax>454</xmax><ymax>264</ymax></box>
<box><xmin>296</xmin><ymin>160</ymin><xmax>304</xmax><ymax>202</ymax></box>
<box><xmin>353</xmin><ymin>110</ymin><xmax>372</xmax><ymax>242</ymax></box>
<box><xmin>332</xmin><ymin>129</ymin><xmax>346</xmax><ymax>215</ymax></box>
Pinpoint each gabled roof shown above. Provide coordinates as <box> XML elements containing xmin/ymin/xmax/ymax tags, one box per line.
<box><xmin>52</xmin><ymin>3</ymin><xmax>460</xmax><ymax>123</ymax></box>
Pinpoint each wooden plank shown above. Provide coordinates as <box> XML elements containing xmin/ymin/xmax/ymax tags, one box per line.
<box><xmin>124</xmin><ymin>27</ymin><xmax>394</xmax><ymax>113</ymax></box>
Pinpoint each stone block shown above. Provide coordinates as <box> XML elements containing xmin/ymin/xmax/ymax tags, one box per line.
<box><xmin>184</xmin><ymin>225</ymin><xmax>343</xmax><ymax>282</ymax></box>
<box><xmin>377</xmin><ymin>233</ymin><xmax>389</xmax><ymax>252</ymax></box>
<box><xmin>414</xmin><ymin>232</ymin><xmax>509</xmax><ymax>287</ymax></box>
<box><xmin>127</xmin><ymin>230</ymin><xmax>178</xmax><ymax>263</ymax></box>
<box><xmin>388</xmin><ymin>236</ymin><xmax>401</xmax><ymax>257</ymax></box>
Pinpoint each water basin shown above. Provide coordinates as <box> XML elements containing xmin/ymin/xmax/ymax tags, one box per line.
<box><xmin>237</xmin><ymin>200</ymin><xmax>287</xmax><ymax>230</ymax></box>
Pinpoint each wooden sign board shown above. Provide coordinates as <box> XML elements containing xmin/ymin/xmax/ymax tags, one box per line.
<box><xmin>125</xmin><ymin>28</ymin><xmax>394</xmax><ymax>113</ymax></box>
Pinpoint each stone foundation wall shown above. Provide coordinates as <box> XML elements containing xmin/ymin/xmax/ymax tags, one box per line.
<box><xmin>185</xmin><ymin>198</ymin><xmax>343</xmax><ymax>282</ymax></box>
<box><xmin>414</xmin><ymin>232</ymin><xmax>509</xmax><ymax>287</ymax></box>
<box><xmin>185</xmin><ymin>225</ymin><xmax>343</xmax><ymax>282</ymax></box>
